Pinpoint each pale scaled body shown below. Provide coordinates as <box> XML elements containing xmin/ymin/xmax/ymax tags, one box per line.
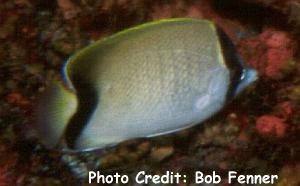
<box><xmin>36</xmin><ymin>18</ymin><xmax>257</xmax><ymax>152</ymax></box>
<box><xmin>70</xmin><ymin>20</ymin><xmax>230</xmax><ymax>150</ymax></box>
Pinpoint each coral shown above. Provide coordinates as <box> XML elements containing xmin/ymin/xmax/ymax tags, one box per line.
<box><xmin>276</xmin><ymin>164</ymin><xmax>300</xmax><ymax>186</ymax></box>
<box><xmin>239</xmin><ymin>28</ymin><xmax>295</xmax><ymax>79</ymax></box>
<box><xmin>255</xmin><ymin>115</ymin><xmax>288</xmax><ymax>138</ymax></box>
<box><xmin>0</xmin><ymin>167</ymin><xmax>12</xmax><ymax>186</ymax></box>
<box><xmin>57</xmin><ymin>0</ymin><xmax>79</xmax><ymax>20</ymax></box>
<box><xmin>6</xmin><ymin>92</ymin><xmax>30</xmax><ymax>107</ymax></box>
<box><xmin>150</xmin><ymin>146</ymin><xmax>174</xmax><ymax>162</ymax></box>
<box><xmin>287</xmin><ymin>85</ymin><xmax>300</xmax><ymax>104</ymax></box>
<box><xmin>274</xmin><ymin>101</ymin><xmax>293</xmax><ymax>119</ymax></box>
<box><xmin>265</xmin><ymin>48</ymin><xmax>293</xmax><ymax>78</ymax></box>
<box><xmin>0</xmin><ymin>144</ymin><xmax>18</xmax><ymax>186</ymax></box>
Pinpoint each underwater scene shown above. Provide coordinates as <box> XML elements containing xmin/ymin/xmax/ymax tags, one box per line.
<box><xmin>0</xmin><ymin>0</ymin><xmax>300</xmax><ymax>185</ymax></box>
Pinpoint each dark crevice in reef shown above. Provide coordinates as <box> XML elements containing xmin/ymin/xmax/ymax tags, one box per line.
<box><xmin>211</xmin><ymin>0</ymin><xmax>292</xmax><ymax>31</ymax></box>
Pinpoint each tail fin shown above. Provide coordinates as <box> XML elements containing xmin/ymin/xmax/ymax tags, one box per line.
<box><xmin>35</xmin><ymin>81</ymin><xmax>78</xmax><ymax>148</ymax></box>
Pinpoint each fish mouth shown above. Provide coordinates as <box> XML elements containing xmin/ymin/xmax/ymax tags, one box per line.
<box><xmin>242</xmin><ymin>68</ymin><xmax>258</xmax><ymax>83</ymax></box>
<box><xmin>234</xmin><ymin>67</ymin><xmax>258</xmax><ymax>97</ymax></box>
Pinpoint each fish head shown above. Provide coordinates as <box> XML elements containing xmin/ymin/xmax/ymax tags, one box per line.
<box><xmin>216</xmin><ymin>26</ymin><xmax>258</xmax><ymax>100</ymax></box>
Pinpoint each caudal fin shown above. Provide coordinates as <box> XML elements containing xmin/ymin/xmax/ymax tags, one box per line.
<box><xmin>35</xmin><ymin>81</ymin><xmax>78</xmax><ymax>149</ymax></box>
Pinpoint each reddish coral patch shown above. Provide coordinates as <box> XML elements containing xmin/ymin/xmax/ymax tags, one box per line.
<box><xmin>266</xmin><ymin>31</ymin><xmax>291</xmax><ymax>48</ymax></box>
<box><xmin>265</xmin><ymin>47</ymin><xmax>293</xmax><ymax>78</ymax></box>
<box><xmin>255</xmin><ymin>115</ymin><xmax>288</xmax><ymax>138</ymax></box>
<box><xmin>6</xmin><ymin>92</ymin><xmax>30</xmax><ymax>107</ymax></box>
<box><xmin>0</xmin><ymin>144</ymin><xmax>18</xmax><ymax>186</ymax></box>
<box><xmin>238</xmin><ymin>28</ymin><xmax>295</xmax><ymax>79</ymax></box>
<box><xmin>275</xmin><ymin>101</ymin><xmax>293</xmax><ymax>119</ymax></box>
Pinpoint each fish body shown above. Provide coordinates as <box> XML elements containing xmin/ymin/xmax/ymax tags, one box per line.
<box><xmin>36</xmin><ymin>18</ymin><xmax>257</xmax><ymax>152</ymax></box>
